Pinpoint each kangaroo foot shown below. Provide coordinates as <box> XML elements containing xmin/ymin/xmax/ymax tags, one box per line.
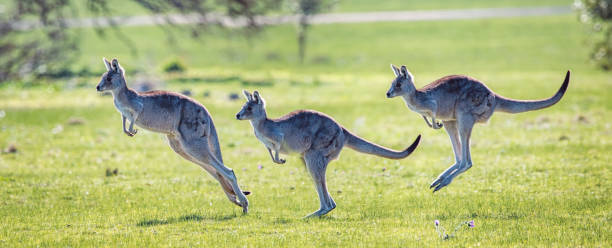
<box><xmin>430</xmin><ymin>164</ymin><xmax>460</xmax><ymax>191</ymax></box>
<box><xmin>304</xmin><ymin>206</ymin><xmax>335</xmax><ymax>218</ymax></box>
<box><xmin>432</xmin><ymin>163</ymin><xmax>472</xmax><ymax>192</ymax></box>
<box><xmin>242</xmin><ymin>203</ymin><xmax>249</xmax><ymax>214</ymax></box>
<box><xmin>432</xmin><ymin>176</ymin><xmax>455</xmax><ymax>192</ymax></box>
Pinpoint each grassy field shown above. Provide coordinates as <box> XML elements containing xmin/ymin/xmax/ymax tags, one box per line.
<box><xmin>1</xmin><ymin>12</ymin><xmax>611</xmax><ymax>247</ymax></box>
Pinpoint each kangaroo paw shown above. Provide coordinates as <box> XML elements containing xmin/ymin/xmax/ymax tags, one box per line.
<box><xmin>128</xmin><ymin>129</ymin><xmax>138</xmax><ymax>136</ymax></box>
<box><xmin>124</xmin><ymin>130</ymin><xmax>134</xmax><ymax>137</ymax></box>
<box><xmin>434</xmin><ymin>122</ymin><xmax>443</xmax><ymax>129</ymax></box>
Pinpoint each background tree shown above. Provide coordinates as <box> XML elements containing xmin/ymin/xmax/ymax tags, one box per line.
<box><xmin>288</xmin><ymin>0</ymin><xmax>336</xmax><ymax>64</ymax></box>
<box><xmin>0</xmin><ymin>0</ymin><xmax>78</xmax><ymax>81</ymax></box>
<box><xmin>0</xmin><ymin>0</ymin><xmax>281</xmax><ymax>82</ymax></box>
<box><xmin>575</xmin><ymin>0</ymin><xmax>611</xmax><ymax>70</ymax></box>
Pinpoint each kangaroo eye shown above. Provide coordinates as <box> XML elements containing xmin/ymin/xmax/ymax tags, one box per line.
<box><xmin>395</xmin><ymin>82</ymin><xmax>401</xmax><ymax>88</ymax></box>
<box><xmin>106</xmin><ymin>76</ymin><xmax>111</xmax><ymax>82</ymax></box>
<box><xmin>247</xmin><ymin>107</ymin><xmax>252</xmax><ymax>111</ymax></box>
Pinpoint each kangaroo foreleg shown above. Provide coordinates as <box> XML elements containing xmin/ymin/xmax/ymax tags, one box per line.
<box><xmin>122</xmin><ymin>115</ymin><xmax>137</xmax><ymax>136</ymax></box>
<box><xmin>265</xmin><ymin>133</ymin><xmax>286</xmax><ymax>164</ymax></box>
<box><xmin>127</xmin><ymin>118</ymin><xmax>137</xmax><ymax>135</ymax></box>
<box><xmin>267</xmin><ymin>148</ymin><xmax>285</xmax><ymax>164</ymax></box>
<box><xmin>422</xmin><ymin>115</ymin><xmax>443</xmax><ymax>129</ymax></box>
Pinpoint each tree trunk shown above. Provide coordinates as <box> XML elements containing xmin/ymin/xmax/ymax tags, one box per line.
<box><xmin>298</xmin><ymin>14</ymin><xmax>309</xmax><ymax>64</ymax></box>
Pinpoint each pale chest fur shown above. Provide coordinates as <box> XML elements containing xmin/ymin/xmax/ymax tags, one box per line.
<box><xmin>403</xmin><ymin>96</ymin><xmax>433</xmax><ymax>117</ymax></box>
<box><xmin>253</xmin><ymin>124</ymin><xmax>275</xmax><ymax>149</ymax></box>
<box><xmin>113</xmin><ymin>97</ymin><xmax>141</xmax><ymax>120</ymax></box>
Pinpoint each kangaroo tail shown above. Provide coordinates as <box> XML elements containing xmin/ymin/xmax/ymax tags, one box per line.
<box><xmin>495</xmin><ymin>70</ymin><xmax>570</xmax><ymax>114</ymax></box>
<box><xmin>343</xmin><ymin>129</ymin><xmax>421</xmax><ymax>159</ymax></box>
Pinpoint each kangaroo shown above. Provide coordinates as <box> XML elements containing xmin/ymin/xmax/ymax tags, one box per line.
<box><xmin>386</xmin><ymin>64</ymin><xmax>570</xmax><ymax>192</ymax></box>
<box><xmin>96</xmin><ymin>58</ymin><xmax>250</xmax><ymax>213</ymax></box>
<box><xmin>236</xmin><ymin>90</ymin><xmax>421</xmax><ymax>217</ymax></box>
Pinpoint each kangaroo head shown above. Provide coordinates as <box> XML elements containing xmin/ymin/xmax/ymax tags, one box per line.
<box><xmin>236</xmin><ymin>90</ymin><xmax>266</xmax><ymax>120</ymax></box>
<box><xmin>96</xmin><ymin>58</ymin><xmax>126</xmax><ymax>92</ymax></box>
<box><xmin>386</xmin><ymin>64</ymin><xmax>416</xmax><ymax>98</ymax></box>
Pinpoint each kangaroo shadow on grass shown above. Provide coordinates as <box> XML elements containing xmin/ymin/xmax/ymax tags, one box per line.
<box><xmin>137</xmin><ymin>213</ymin><xmax>238</xmax><ymax>227</ymax></box>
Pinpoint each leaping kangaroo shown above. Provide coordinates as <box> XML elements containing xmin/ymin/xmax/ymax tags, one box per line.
<box><xmin>96</xmin><ymin>58</ymin><xmax>250</xmax><ymax>213</ymax></box>
<box><xmin>386</xmin><ymin>65</ymin><xmax>569</xmax><ymax>192</ymax></box>
<box><xmin>236</xmin><ymin>90</ymin><xmax>421</xmax><ymax>217</ymax></box>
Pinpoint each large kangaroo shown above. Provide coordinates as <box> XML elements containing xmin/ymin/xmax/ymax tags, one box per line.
<box><xmin>236</xmin><ymin>90</ymin><xmax>421</xmax><ymax>217</ymax></box>
<box><xmin>96</xmin><ymin>58</ymin><xmax>249</xmax><ymax>213</ymax></box>
<box><xmin>386</xmin><ymin>65</ymin><xmax>570</xmax><ymax>192</ymax></box>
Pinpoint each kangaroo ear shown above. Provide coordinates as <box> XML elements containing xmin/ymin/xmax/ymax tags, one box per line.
<box><xmin>390</xmin><ymin>64</ymin><xmax>401</xmax><ymax>77</ymax></box>
<box><xmin>103</xmin><ymin>57</ymin><xmax>112</xmax><ymax>71</ymax></box>
<box><xmin>111</xmin><ymin>58</ymin><xmax>123</xmax><ymax>73</ymax></box>
<box><xmin>253</xmin><ymin>90</ymin><xmax>265</xmax><ymax>105</ymax></box>
<box><xmin>242</xmin><ymin>90</ymin><xmax>253</xmax><ymax>101</ymax></box>
<box><xmin>400</xmin><ymin>65</ymin><xmax>413</xmax><ymax>79</ymax></box>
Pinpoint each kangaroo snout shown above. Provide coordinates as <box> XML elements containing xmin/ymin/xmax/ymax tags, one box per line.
<box><xmin>96</xmin><ymin>85</ymin><xmax>101</xmax><ymax>91</ymax></box>
<box><xmin>235</xmin><ymin>113</ymin><xmax>241</xmax><ymax>120</ymax></box>
<box><xmin>386</xmin><ymin>92</ymin><xmax>391</xmax><ymax>98</ymax></box>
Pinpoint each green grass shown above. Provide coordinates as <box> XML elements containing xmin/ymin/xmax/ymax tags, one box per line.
<box><xmin>334</xmin><ymin>0</ymin><xmax>572</xmax><ymax>12</ymax></box>
<box><xmin>1</xmin><ymin>14</ymin><xmax>611</xmax><ymax>247</ymax></box>
<box><xmin>76</xmin><ymin>15</ymin><xmax>593</xmax><ymax>76</ymax></box>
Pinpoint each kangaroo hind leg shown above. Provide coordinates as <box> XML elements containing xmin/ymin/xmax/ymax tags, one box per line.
<box><xmin>303</xmin><ymin>151</ymin><xmax>336</xmax><ymax>218</ymax></box>
<box><xmin>430</xmin><ymin>120</ymin><xmax>462</xmax><ymax>190</ymax></box>
<box><xmin>167</xmin><ymin>135</ymin><xmax>243</xmax><ymax>207</ymax></box>
<box><xmin>176</xmin><ymin>134</ymin><xmax>249</xmax><ymax>213</ymax></box>
<box><xmin>433</xmin><ymin>115</ymin><xmax>475</xmax><ymax>192</ymax></box>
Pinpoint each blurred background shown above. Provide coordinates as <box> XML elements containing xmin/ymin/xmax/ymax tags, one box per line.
<box><xmin>0</xmin><ymin>0</ymin><xmax>609</xmax><ymax>83</ymax></box>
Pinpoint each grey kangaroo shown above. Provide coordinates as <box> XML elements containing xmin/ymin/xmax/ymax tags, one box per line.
<box><xmin>96</xmin><ymin>58</ymin><xmax>250</xmax><ymax>213</ymax></box>
<box><xmin>386</xmin><ymin>64</ymin><xmax>570</xmax><ymax>192</ymax></box>
<box><xmin>236</xmin><ymin>90</ymin><xmax>421</xmax><ymax>217</ymax></box>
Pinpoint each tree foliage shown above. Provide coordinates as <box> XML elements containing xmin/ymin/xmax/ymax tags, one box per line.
<box><xmin>0</xmin><ymin>0</ymin><xmax>281</xmax><ymax>82</ymax></box>
<box><xmin>575</xmin><ymin>0</ymin><xmax>612</xmax><ymax>70</ymax></box>
<box><xmin>0</xmin><ymin>0</ymin><xmax>78</xmax><ymax>81</ymax></box>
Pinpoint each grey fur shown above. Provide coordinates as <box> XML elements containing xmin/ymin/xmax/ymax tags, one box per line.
<box><xmin>236</xmin><ymin>90</ymin><xmax>421</xmax><ymax>217</ymax></box>
<box><xmin>387</xmin><ymin>64</ymin><xmax>570</xmax><ymax>192</ymax></box>
<box><xmin>96</xmin><ymin>58</ymin><xmax>250</xmax><ymax>213</ymax></box>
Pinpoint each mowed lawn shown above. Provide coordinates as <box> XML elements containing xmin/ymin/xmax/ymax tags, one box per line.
<box><xmin>1</xmin><ymin>14</ymin><xmax>610</xmax><ymax>247</ymax></box>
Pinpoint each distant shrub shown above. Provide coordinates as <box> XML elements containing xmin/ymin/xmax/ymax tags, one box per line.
<box><xmin>574</xmin><ymin>0</ymin><xmax>611</xmax><ymax>70</ymax></box>
<box><xmin>162</xmin><ymin>59</ymin><xmax>187</xmax><ymax>73</ymax></box>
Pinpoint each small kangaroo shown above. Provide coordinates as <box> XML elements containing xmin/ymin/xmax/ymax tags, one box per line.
<box><xmin>236</xmin><ymin>90</ymin><xmax>421</xmax><ymax>217</ymax></box>
<box><xmin>386</xmin><ymin>64</ymin><xmax>570</xmax><ymax>192</ymax></box>
<box><xmin>96</xmin><ymin>58</ymin><xmax>250</xmax><ymax>213</ymax></box>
